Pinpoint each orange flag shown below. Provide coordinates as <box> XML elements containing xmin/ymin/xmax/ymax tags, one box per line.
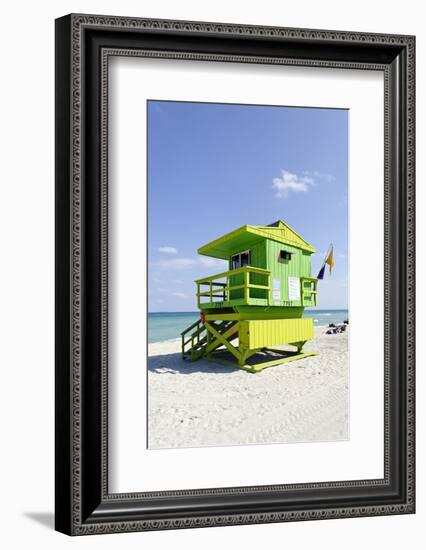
<box><xmin>325</xmin><ymin>246</ymin><xmax>334</xmax><ymax>273</ymax></box>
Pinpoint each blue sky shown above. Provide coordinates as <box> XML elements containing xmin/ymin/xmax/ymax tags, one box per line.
<box><xmin>148</xmin><ymin>100</ymin><xmax>348</xmax><ymax>312</ymax></box>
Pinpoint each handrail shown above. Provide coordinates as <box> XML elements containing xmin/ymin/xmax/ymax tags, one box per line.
<box><xmin>195</xmin><ymin>265</ymin><xmax>271</xmax><ymax>308</ymax></box>
<box><xmin>180</xmin><ymin>319</ymin><xmax>201</xmax><ymax>336</ymax></box>
<box><xmin>195</xmin><ymin>265</ymin><xmax>270</xmax><ymax>284</ymax></box>
<box><xmin>197</xmin><ymin>282</ymin><xmax>271</xmax><ymax>297</ymax></box>
<box><xmin>300</xmin><ymin>277</ymin><xmax>318</xmax><ymax>306</ymax></box>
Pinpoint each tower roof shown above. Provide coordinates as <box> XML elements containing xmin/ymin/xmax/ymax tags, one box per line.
<box><xmin>198</xmin><ymin>219</ymin><xmax>315</xmax><ymax>259</ymax></box>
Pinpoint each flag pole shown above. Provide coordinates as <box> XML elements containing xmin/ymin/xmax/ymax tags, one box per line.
<box><xmin>322</xmin><ymin>244</ymin><xmax>332</xmax><ymax>269</ymax></box>
<box><xmin>326</xmin><ymin>243</ymin><xmax>334</xmax><ymax>275</ymax></box>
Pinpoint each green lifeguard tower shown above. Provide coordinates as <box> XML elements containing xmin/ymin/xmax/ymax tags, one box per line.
<box><xmin>181</xmin><ymin>220</ymin><xmax>319</xmax><ymax>373</ymax></box>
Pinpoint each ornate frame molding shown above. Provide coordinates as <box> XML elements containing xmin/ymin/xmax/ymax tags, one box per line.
<box><xmin>55</xmin><ymin>14</ymin><xmax>415</xmax><ymax>535</ymax></box>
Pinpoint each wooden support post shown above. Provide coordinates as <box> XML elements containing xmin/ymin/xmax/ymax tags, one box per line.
<box><xmin>206</xmin><ymin>330</ymin><xmax>211</xmax><ymax>358</ymax></box>
<box><xmin>244</xmin><ymin>271</ymin><xmax>249</xmax><ymax>304</ymax></box>
<box><xmin>205</xmin><ymin>321</ymin><xmax>241</xmax><ymax>362</ymax></box>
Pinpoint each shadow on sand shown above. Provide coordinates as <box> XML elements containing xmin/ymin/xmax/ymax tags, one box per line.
<box><xmin>147</xmin><ymin>348</ymin><xmax>307</xmax><ymax>374</ymax></box>
<box><xmin>148</xmin><ymin>352</ymin><xmax>240</xmax><ymax>374</ymax></box>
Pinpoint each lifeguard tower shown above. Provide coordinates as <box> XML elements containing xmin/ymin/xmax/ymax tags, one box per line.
<box><xmin>181</xmin><ymin>220</ymin><xmax>318</xmax><ymax>373</ymax></box>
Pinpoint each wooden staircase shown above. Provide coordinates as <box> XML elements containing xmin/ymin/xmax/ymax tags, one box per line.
<box><xmin>181</xmin><ymin>319</ymin><xmax>237</xmax><ymax>362</ymax></box>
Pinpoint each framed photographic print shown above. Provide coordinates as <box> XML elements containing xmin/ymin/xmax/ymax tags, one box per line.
<box><xmin>55</xmin><ymin>14</ymin><xmax>415</xmax><ymax>535</ymax></box>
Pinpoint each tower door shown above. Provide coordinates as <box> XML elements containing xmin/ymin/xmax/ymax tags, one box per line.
<box><xmin>230</xmin><ymin>250</ymin><xmax>251</xmax><ymax>300</ymax></box>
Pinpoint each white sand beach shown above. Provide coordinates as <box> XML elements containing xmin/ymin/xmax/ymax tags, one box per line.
<box><xmin>148</xmin><ymin>327</ymin><xmax>349</xmax><ymax>449</ymax></box>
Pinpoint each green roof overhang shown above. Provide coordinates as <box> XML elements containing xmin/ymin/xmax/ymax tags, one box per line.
<box><xmin>197</xmin><ymin>226</ymin><xmax>260</xmax><ymax>259</ymax></box>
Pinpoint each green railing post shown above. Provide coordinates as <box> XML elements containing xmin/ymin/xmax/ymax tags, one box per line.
<box><xmin>267</xmin><ymin>272</ymin><xmax>270</xmax><ymax>304</ymax></box>
<box><xmin>226</xmin><ymin>274</ymin><xmax>229</xmax><ymax>303</ymax></box>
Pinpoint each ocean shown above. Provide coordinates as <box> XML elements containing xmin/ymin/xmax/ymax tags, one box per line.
<box><xmin>148</xmin><ymin>309</ymin><xmax>349</xmax><ymax>343</ymax></box>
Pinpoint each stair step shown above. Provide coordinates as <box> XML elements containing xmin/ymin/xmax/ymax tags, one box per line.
<box><xmin>181</xmin><ymin>319</ymin><xmax>238</xmax><ymax>362</ymax></box>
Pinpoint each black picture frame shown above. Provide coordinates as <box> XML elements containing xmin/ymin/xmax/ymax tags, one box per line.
<box><xmin>55</xmin><ymin>13</ymin><xmax>415</xmax><ymax>535</ymax></box>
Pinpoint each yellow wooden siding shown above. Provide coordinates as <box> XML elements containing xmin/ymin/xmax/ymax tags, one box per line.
<box><xmin>241</xmin><ymin>318</ymin><xmax>314</xmax><ymax>349</ymax></box>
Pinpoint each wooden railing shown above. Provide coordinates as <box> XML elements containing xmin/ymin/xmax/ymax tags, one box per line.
<box><xmin>195</xmin><ymin>266</ymin><xmax>271</xmax><ymax>308</ymax></box>
<box><xmin>300</xmin><ymin>277</ymin><xmax>318</xmax><ymax>306</ymax></box>
<box><xmin>181</xmin><ymin>319</ymin><xmax>207</xmax><ymax>358</ymax></box>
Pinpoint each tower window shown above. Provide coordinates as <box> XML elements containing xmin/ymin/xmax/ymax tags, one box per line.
<box><xmin>231</xmin><ymin>250</ymin><xmax>251</xmax><ymax>269</ymax></box>
<box><xmin>280</xmin><ymin>250</ymin><xmax>292</xmax><ymax>261</ymax></box>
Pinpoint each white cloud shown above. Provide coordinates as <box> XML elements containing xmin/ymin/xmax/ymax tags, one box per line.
<box><xmin>171</xmin><ymin>292</ymin><xmax>187</xmax><ymax>298</ymax></box>
<box><xmin>302</xmin><ymin>170</ymin><xmax>335</xmax><ymax>183</ymax></box>
<box><xmin>158</xmin><ymin>246</ymin><xmax>178</xmax><ymax>254</ymax></box>
<box><xmin>272</xmin><ymin>170</ymin><xmax>315</xmax><ymax>199</ymax></box>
